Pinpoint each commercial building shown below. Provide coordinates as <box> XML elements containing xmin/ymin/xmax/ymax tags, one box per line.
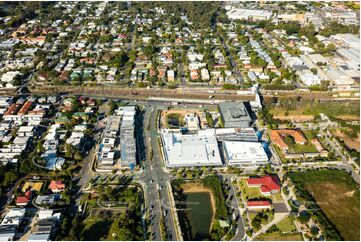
<box><xmin>161</xmin><ymin>129</ymin><xmax>222</xmax><ymax>167</ymax></box>
<box><xmin>219</xmin><ymin>102</ymin><xmax>252</xmax><ymax>128</ymax></box>
<box><xmin>227</xmin><ymin>8</ymin><xmax>273</xmax><ymax>21</ymax></box>
<box><xmin>215</xmin><ymin>128</ymin><xmax>258</xmax><ymax>142</ymax></box>
<box><xmin>326</xmin><ymin>68</ymin><xmax>356</xmax><ymax>90</ymax></box>
<box><xmin>223</xmin><ymin>141</ymin><xmax>269</xmax><ymax>166</ymax></box>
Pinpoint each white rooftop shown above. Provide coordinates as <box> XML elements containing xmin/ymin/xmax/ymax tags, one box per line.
<box><xmin>161</xmin><ymin>130</ymin><xmax>222</xmax><ymax>167</ymax></box>
<box><xmin>223</xmin><ymin>141</ymin><xmax>269</xmax><ymax>165</ymax></box>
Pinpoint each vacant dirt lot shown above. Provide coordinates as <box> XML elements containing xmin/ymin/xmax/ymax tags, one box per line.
<box><xmin>305</xmin><ymin>182</ymin><xmax>360</xmax><ymax>241</ymax></box>
<box><xmin>335</xmin><ymin>115</ymin><xmax>360</xmax><ymax>121</ymax></box>
<box><xmin>274</xmin><ymin>115</ymin><xmax>314</xmax><ymax>122</ymax></box>
<box><xmin>333</xmin><ymin>129</ymin><xmax>360</xmax><ymax>152</ymax></box>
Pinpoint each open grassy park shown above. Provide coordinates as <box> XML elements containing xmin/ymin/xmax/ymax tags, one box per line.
<box><xmin>288</xmin><ymin>170</ymin><xmax>360</xmax><ymax>241</ymax></box>
<box><xmin>255</xmin><ymin>216</ymin><xmax>301</xmax><ymax>241</ymax></box>
<box><xmin>276</xmin><ymin>216</ymin><xmax>297</xmax><ymax>233</ymax></box>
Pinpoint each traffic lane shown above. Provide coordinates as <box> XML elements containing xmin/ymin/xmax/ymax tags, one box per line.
<box><xmin>147</xmin><ymin>184</ymin><xmax>161</xmax><ymax>240</ymax></box>
<box><xmin>225</xmin><ymin>177</ymin><xmax>246</xmax><ymax>241</ymax></box>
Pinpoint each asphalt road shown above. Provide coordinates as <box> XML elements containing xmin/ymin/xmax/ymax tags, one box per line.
<box><xmin>220</xmin><ymin>35</ymin><xmax>243</xmax><ymax>84</ymax></box>
<box><xmin>142</xmin><ymin>105</ymin><xmax>179</xmax><ymax>241</ymax></box>
<box><xmin>224</xmin><ymin>176</ymin><xmax>246</xmax><ymax>241</ymax></box>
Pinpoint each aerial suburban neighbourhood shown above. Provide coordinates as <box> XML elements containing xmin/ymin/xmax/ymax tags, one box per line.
<box><xmin>0</xmin><ymin>1</ymin><xmax>360</xmax><ymax>241</ymax></box>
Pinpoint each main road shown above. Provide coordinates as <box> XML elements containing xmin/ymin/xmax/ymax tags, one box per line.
<box><xmin>142</xmin><ymin>104</ymin><xmax>179</xmax><ymax>241</ymax></box>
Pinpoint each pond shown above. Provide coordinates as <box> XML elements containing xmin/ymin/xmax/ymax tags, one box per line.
<box><xmin>178</xmin><ymin>192</ymin><xmax>214</xmax><ymax>240</ymax></box>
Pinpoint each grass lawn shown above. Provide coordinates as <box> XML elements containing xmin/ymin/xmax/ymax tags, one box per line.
<box><xmin>249</xmin><ymin>212</ymin><xmax>257</xmax><ymax>221</ymax></box>
<box><xmin>289</xmin><ymin>142</ymin><xmax>318</xmax><ymax>153</ymax></box>
<box><xmin>256</xmin><ymin>233</ymin><xmax>303</xmax><ymax>241</ymax></box>
<box><xmin>275</xmin><ymin>216</ymin><xmax>297</xmax><ymax>233</ymax></box>
<box><xmin>289</xmin><ymin>170</ymin><xmax>360</xmax><ymax>241</ymax></box>
<box><xmin>271</xmin><ymin>192</ymin><xmax>283</xmax><ymax>202</ymax></box>
<box><xmin>239</xmin><ymin>179</ymin><xmax>263</xmax><ymax>200</ymax></box>
<box><xmin>268</xmin><ymin>100</ymin><xmax>360</xmax><ymax>120</ymax></box>
<box><xmin>302</xmin><ymin>130</ymin><xmax>318</xmax><ymax>140</ymax></box>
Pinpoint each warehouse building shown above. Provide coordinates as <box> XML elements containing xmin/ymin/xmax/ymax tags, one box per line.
<box><xmin>219</xmin><ymin>102</ymin><xmax>252</xmax><ymax>128</ymax></box>
<box><xmin>223</xmin><ymin>141</ymin><xmax>269</xmax><ymax>166</ymax></box>
<box><xmin>161</xmin><ymin>129</ymin><xmax>222</xmax><ymax>167</ymax></box>
<box><xmin>227</xmin><ymin>8</ymin><xmax>273</xmax><ymax>21</ymax></box>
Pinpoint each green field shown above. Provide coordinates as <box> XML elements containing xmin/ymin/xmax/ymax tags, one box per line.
<box><xmin>256</xmin><ymin>216</ymin><xmax>300</xmax><ymax>241</ymax></box>
<box><xmin>276</xmin><ymin>216</ymin><xmax>297</xmax><ymax>233</ymax></box>
<box><xmin>239</xmin><ymin>179</ymin><xmax>263</xmax><ymax>200</ymax></box>
<box><xmin>268</xmin><ymin>100</ymin><xmax>360</xmax><ymax>120</ymax></box>
<box><xmin>288</xmin><ymin>170</ymin><xmax>360</xmax><ymax>241</ymax></box>
<box><xmin>256</xmin><ymin>233</ymin><xmax>303</xmax><ymax>241</ymax></box>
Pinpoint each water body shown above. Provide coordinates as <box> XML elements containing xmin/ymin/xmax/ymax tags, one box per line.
<box><xmin>181</xmin><ymin>192</ymin><xmax>214</xmax><ymax>240</ymax></box>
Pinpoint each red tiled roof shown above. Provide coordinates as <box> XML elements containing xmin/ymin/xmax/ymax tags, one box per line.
<box><xmin>270</xmin><ymin>129</ymin><xmax>307</xmax><ymax>151</ymax></box>
<box><xmin>4</xmin><ymin>103</ymin><xmax>19</xmax><ymax>116</ymax></box>
<box><xmin>247</xmin><ymin>176</ymin><xmax>281</xmax><ymax>192</ymax></box>
<box><xmin>25</xmin><ymin>191</ymin><xmax>32</xmax><ymax>199</ymax></box>
<box><xmin>16</xmin><ymin>196</ymin><xmax>29</xmax><ymax>205</ymax></box>
<box><xmin>49</xmin><ymin>180</ymin><xmax>65</xmax><ymax>192</ymax></box>
<box><xmin>247</xmin><ymin>200</ymin><xmax>271</xmax><ymax>207</ymax></box>
<box><xmin>17</xmin><ymin>101</ymin><xmax>32</xmax><ymax>115</ymax></box>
